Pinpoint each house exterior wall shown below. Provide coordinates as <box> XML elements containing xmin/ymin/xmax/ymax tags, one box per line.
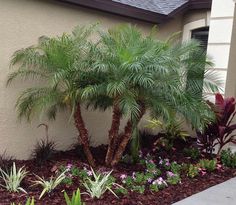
<box><xmin>0</xmin><ymin>0</ymin><xmax>207</xmax><ymax>159</ymax></box>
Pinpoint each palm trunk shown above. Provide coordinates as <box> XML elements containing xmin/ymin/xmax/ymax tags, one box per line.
<box><xmin>105</xmin><ymin>102</ymin><xmax>122</xmax><ymax>166</ymax></box>
<box><xmin>74</xmin><ymin>104</ymin><xmax>95</xmax><ymax>167</ymax></box>
<box><xmin>111</xmin><ymin>103</ymin><xmax>146</xmax><ymax>166</ymax></box>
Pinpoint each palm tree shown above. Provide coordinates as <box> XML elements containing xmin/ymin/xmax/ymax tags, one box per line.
<box><xmin>7</xmin><ymin>26</ymin><xmax>96</xmax><ymax>167</ymax></box>
<box><xmin>82</xmin><ymin>24</ymin><xmax>220</xmax><ymax>166</ymax></box>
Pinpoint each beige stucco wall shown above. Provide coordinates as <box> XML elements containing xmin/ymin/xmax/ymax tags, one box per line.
<box><xmin>207</xmin><ymin>0</ymin><xmax>235</xmax><ymax>101</ymax></box>
<box><xmin>0</xmin><ymin>0</ymin><xmax>207</xmax><ymax>159</ymax></box>
<box><xmin>0</xmin><ymin>0</ymin><xmax>182</xmax><ymax>159</ymax></box>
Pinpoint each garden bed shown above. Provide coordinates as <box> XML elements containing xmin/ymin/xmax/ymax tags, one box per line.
<box><xmin>1</xmin><ymin>145</ymin><xmax>235</xmax><ymax>205</ymax></box>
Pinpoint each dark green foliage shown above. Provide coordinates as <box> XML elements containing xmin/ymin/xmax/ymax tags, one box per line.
<box><xmin>31</xmin><ymin>124</ymin><xmax>56</xmax><ymax>165</ymax></box>
<box><xmin>183</xmin><ymin>147</ymin><xmax>200</xmax><ymax>160</ymax></box>
<box><xmin>221</xmin><ymin>149</ymin><xmax>236</xmax><ymax>168</ymax></box>
<box><xmin>32</xmin><ymin>139</ymin><xmax>56</xmax><ymax>166</ymax></box>
<box><xmin>0</xmin><ymin>151</ymin><xmax>14</xmax><ymax>172</ymax></box>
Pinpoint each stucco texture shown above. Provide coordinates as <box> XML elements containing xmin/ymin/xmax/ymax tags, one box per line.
<box><xmin>0</xmin><ymin>0</ymin><xmax>207</xmax><ymax>159</ymax></box>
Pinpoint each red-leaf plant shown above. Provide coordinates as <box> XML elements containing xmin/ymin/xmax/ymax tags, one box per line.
<box><xmin>197</xmin><ymin>93</ymin><xmax>236</xmax><ymax>155</ymax></box>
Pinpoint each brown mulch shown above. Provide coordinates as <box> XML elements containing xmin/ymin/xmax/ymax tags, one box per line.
<box><xmin>0</xmin><ymin>146</ymin><xmax>235</xmax><ymax>205</ymax></box>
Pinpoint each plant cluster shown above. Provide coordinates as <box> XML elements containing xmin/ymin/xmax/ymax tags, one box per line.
<box><xmin>220</xmin><ymin>149</ymin><xmax>236</xmax><ymax>168</ymax></box>
<box><xmin>8</xmin><ymin>24</ymin><xmax>219</xmax><ymax>167</ymax></box>
<box><xmin>33</xmin><ymin>171</ymin><xmax>67</xmax><ymax>199</ymax></box>
<box><xmin>0</xmin><ymin>162</ymin><xmax>27</xmax><ymax>193</ymax></box>
<box><xmin>83</xmin><ymin>168</ymin><xmax>123</xmax><ymax>199</ymax></box>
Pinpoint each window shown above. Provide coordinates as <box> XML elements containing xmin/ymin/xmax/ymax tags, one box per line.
<box><xmin>191</xmin><ymin>27</ymin><xmax>209</xmax><ymax>51</ymax></box>
<box><xmin>186</xmin><ymin>27</ymin><xmax>209</xmax><ymax>97</ymax></box>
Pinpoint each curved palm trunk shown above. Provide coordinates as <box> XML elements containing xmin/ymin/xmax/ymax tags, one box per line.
<box><xmin>74</xmin><ymin>104</ymin><xmax>95</xmax><ymax>167</ymax></box>
<box><xmin>111</xmin><ymin>103</ymin><xmax>146</xmax><ymax>166</ymax></box>
<box><xmin>105</xmin><ymin>102</ymin><xmax>122</xmax><ymax>166</ymax></box>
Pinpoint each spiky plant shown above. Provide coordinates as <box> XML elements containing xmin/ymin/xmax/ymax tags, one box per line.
<box><xmin>7</xmin><ymin>25</ymin><xmax>97</xmax><ymax>166</ymax></box>
<box><xmin>82</xmin><ymin>24</ymin><xmax>220</xmax><ymax>166</ymax></box>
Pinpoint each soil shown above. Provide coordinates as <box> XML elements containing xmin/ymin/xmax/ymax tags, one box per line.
<box><xmin>0</xmin><ymin>145</ymin><xmax>235</xmax><ymax>205</ymax></box>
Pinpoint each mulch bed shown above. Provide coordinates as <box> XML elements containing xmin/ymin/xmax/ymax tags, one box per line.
<box><xmin>0</xmin><ymin>145</ymin><xmax>235</xmax><ymax>205</ymax></box>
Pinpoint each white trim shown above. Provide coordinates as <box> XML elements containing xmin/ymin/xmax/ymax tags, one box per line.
<box><xmin>182</xmin><ymin>19</ymin><xmax>206</xmax><ymax>42</ymax></box>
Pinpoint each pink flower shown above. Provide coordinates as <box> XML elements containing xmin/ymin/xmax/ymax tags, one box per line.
<box><xmin>167</xmin><ymin>171</ymin><xmax>175</xmax><ymax>177</ymax></box>
<box><xmin>87</xmin><ymin>171</ymin><xmax>93</xmax><ymax>176</ymax></box>
<box><xmin>120</xmin><ymin>174</ymin><xmax>127</xmax><ymax>180</ymax></box>
<box><xmin>66</xmin><ymin>163</ymin><xmax>73</xmax><ymax>170</ymax></box>
<box><xmin>147</xmin><ymin>178</ymin><xmax>153</xmax><ymax>183</ymax></box>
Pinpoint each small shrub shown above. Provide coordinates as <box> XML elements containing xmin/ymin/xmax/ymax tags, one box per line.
<box><xmin>32</xmin><ymin>124</ymin><xmax>56</xmax><ymax>165</ymax></box>
<box><xmin>187</xmin><ymin>164</ymin><xmax>199</xmax><ymax>178</ymax></box>
<box><xmin>149</xmin><ymin>177</ymin><xmax>167</xmax><ymax>192</ymax></box>
<box><xmin>33</xmin><ymin>171</ymin><xmax>66</xmax><ymax>199</ymax></box>
<box><xmin>11</xmin><ymin>198</ymin><xmax>35</xmax><ymax>205</ymax></box>
<box><xmin>32</xmin><ymin>140</ymin><xmax>56</xmax><ymax>166</ymax></box>
<box><xmin>221</xmin><ymin>149</ymin><xmax>236</xmax><ymax>168</ymax></box>
<box><xmin>83</xmin><ymin>168</ymin><xmax>123</xmax><ymax>199</ymax></box>
<box><xmin>147</xmin><ymin>118</ymin><xmax>189</xmax><ymax>151</ymax></box>
<box><xmin>170</xmin><ymin>162</ymin><xmax>182</xmax><ymax>174</ymax></box>
<box><xmin>183</xmin><ymin>147</ymin><xmax>200</xmax><ymax>160</ymax></box>
<box><xmin>166</xmin><ymin>171</ymin><xmax>181</xmax><ymax>185</ymax></box>
<box><xmin>0</xmin><ymin>162</ymin><xmax>27</xmax><ymax>193</ymax></box>
<box><xmin>199</xmin><ymin>159</ymin><xmax>217</xmax><ymax>172</ymax></box>
<box><xmin>197</xmin><ymin>93</ymin><xmax>236</xmax><ymax>155</ymax></box>
<box><xmin>64</xmin><ymin>188</ymin><xmax>85</xmax><ymax>205</ymax></box>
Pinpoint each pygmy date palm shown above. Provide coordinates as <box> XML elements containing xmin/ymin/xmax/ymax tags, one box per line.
<box><xmin>7</xmin><ymin>26</ymin><xmax>96</xmax><ymax>166</ymax></box>
<box><xmin>82</xmin><ymin>24</ymin><xmax>220</xmax><ymax>166</ymax></box>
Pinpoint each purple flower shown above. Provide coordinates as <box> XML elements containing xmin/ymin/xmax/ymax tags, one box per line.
<box><xmin>159</xmin><ymin>159</ymin><xmax>163</xmax><ymax>165</ymax></box>
<box><xmin>167</xmin><ymin>171</ymin><xmax>175</xmax><ymax>177</ymax></box>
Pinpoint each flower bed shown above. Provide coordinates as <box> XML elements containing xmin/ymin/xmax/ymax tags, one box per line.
<box><xmin>0</xmin><ymin>146</ymin><xmax>235</xmax><ymax>205</ymax></box>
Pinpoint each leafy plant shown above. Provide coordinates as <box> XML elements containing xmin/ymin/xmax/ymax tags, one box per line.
<box><xmin>11</xmin><ymin>198</ymin><xmax>35</xmax><ymax>205</ymax></box>
<box><xmin>148</xmin><ymin>118</ymin><xmax>189</xmax><ymax>151</ymax></box>
<box><xmin>170</xmin><ymin>162</ymin><xmax>182</xmax><ymax>174</ymax></box>
<box><xmin>32</xmin><ymin>124</ymin><xmax>56</xmax><ymax>166</ymax></box>
<box><xmin>0</xmin><ymin>162</ymin><xmax>27</xmax><ymax>193</ymax></box>
<box><xmin>83</xmin><ymin>168</ymin><xmax>123</xmax><ymax>199</ymax></box>
<box><xmin>187</xmin><ymin>164</ymin><xmax>199</xmax><ymax>178</ymax></box>
<box><xmin>199</xmin><ymin>159</ymin><xmax>217</xmax><ymax>172</ymax></box>
<box><xmin>183</xmin><ymin>147</ymin><xmax>200</xmax><ymax>160</ymax></box>
<box><xmin>166</xmin><ymin>171</ymin><xmax>181</xmax><ymax>185</ymax></box>
<box><xmin>64</xmin><ymin>188</ymin><xmax>85</xmax><ymax>205</ymax></box>
<box><xmin>33</xmin><ymin>171</ymin><xmax>66</xmax><ymax>199</ymax></box>
<box><xmin>220</xmin><ymin>149</ymin><xmax>236</xmax><ymax>168</ymax></box>
<box><xmin>197</xmin><ymin>93</ymin><xmax>236</xmax><ymax>155</ymax></box>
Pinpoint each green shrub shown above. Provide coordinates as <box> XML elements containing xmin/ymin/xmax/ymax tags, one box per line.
<box><xmin>0</xmin><ymin>162</ymin><xmax>28</xmax><ymax>193</ymax></box>
<box><xmin>187</xmin><ymin>164</ymin><xmax>199</xmax><ymax>178</ymax></box>
<box><xmin>199</xmin><ymin>159</ymin><xmax>217</xmax><ymax>172</ymax></box>
<box><xmin>221</xmin><ymin>149</ymin><xmax>236</xmax><ymax>168</ymax></box>
<box><xmin>183</xmin><ymin>147</ymin><xmax>200</xmax><ymax>160</ymax></box>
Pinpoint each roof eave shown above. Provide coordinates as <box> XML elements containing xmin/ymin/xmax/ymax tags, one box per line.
<box><xmin>59</xmin><ymin>0</ymin><xmax>168</xmax><ymax>24</ymax></box>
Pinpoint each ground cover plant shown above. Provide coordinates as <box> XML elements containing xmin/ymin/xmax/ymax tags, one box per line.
<box><xmin>4</xmin><ymin>24</ymin><xmax>236</xmax><ymax>204</ymax></box>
